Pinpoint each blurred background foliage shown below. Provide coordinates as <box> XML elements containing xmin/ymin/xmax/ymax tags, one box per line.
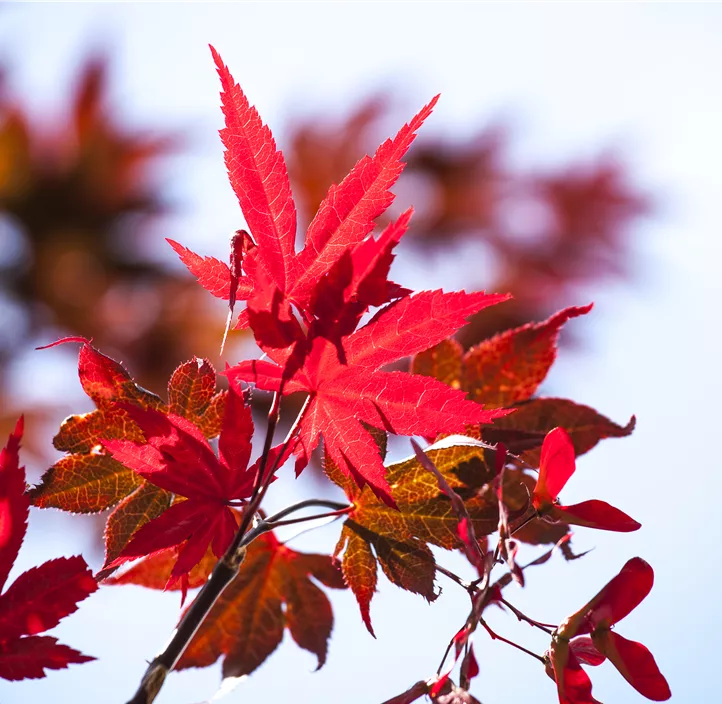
<box><xmin>0</xmin><ymin>51</ymin><xmax>647</xmax><ymax>465</ymax></box>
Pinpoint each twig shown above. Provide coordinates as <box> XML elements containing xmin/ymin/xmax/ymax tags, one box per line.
<box><xmin>479</xmin><ymin>619</ymin><xmax>546</xmax><ymax>663</ymax></box>
<box><xmin>124</xmin><ymin>395</ymin><xmax>314</xmax><ymax>704</ymax></box>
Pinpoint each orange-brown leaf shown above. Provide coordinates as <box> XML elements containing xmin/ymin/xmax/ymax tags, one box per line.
<box><xmin>28</xmin><ymin>453</ymin><xmax>141</xmax><ymax>513</ymax></box>
<box><xmin>101</xmin><ymin>483</ymin><xmax>172</xmax><ymax>570</ymax></box>
<box><xmin>104</xmin><ymin>543</ymin><xmax>217</xmax><ymax>590</ymax></box>
<box><xmin>330</xmin><ymin>437</ymin><xmax>499</xmax><ymax>630</ymax></box>
<box><xmin>411</xmin><ymin>305</ymin><xmax>592</xmax><ymax>409</ymax></box>
<box><xmin>167</xmin><ymin>357</ymin><xmax>227</xmax><ymax>437</ymax></box>
<box><xmin>485</xmin><ymin>398</ymin><xmax>635</xmax><ymax>467</ymax></box>
<box><xmin>177</xmin><ymin>533</ymin><xmax>345</xmax><ymax>677</ymax></box>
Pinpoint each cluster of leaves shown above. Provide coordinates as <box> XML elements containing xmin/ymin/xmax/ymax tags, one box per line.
<box><xmin>10</xmin><ymin>46</ymin><xmax>667</xmax><ymax>704</ymax></box>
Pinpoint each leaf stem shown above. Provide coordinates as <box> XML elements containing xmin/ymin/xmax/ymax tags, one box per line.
<box><xmin>499</xmin><ymin>598</ymin><xmax>555</xmax><ymax>633</ymax></box>
<box><xmin>435</xmin><ymin>563</ymin><xmax>474</xmax><ymax>593</ymax></box>
<box><xmin>479</xmin><ymin>619</ymin><xmax>546</xmax><ymax>663</ymax></box>
<box><xmin>268</xmin><ymin>505</ymin><xmax>353</xmax><ymax>529</ymax></box>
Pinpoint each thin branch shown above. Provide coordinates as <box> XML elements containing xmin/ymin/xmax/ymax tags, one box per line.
<box><xmin>264</xmin><ymin>498</ymin><xmax>349</xmax><ymax>524</ymax></box>
<box><xmin>250</xmin><ymin>389</ymin><xmax>283</xmax><ymax>502</ymax></box>
<box><xmin>124</xmin><ymin>395</ymin><xmax>312</xmax><ymax>704</ymax></box>
<box><xmin>267</xmin><ymin>506</ymin><xmax>353</xmax><ymax>529</ymax></box>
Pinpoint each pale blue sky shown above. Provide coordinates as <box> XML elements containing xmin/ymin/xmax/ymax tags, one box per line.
<box><xmin>1</xmin><ymin>3</ymin><xmax>720</xmax><ymax>703</ymax></box>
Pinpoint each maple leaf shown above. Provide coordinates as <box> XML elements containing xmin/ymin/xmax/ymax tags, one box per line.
<box><xmin>0</xmin><ymin>417</ymin><xmax>96</xmax><ymax>681</ymax></box>
<box><xmin>229</xmin><ymin>289</ymin><xmax>510</xmax><ymax>502</ymax></box>
<box><xmin>550</xmin><ymin>557</ymin><xmax>670</xmax><ymax>703</ymax></box>
<box><xmin>328</xmin><ymin>436</ymin><xmax>500</xmax><ymax>634</ymax></box>
<box><xmin>30</xmin><ymin>340</ymin><xmax>226</xmax><ymax>569</ymax></box>
<box><xmin>171</xmin><ymin>48</ymin><xmax>438</xmax><ymax>336</ymax></box>
<box><xmin>175</xmin><ymin>532</ymin><xmax>346</xmax><ymax>677</ymax></box>
<box><xmin>101</xmin><ymin>379</ymin><xmax>256</xmax><ymax>587</ymax></box>
<box><xmin>411</xmin><ymin>304</ymin><xmax>593</xmax><ymax>410</ymax></box>
<box><xmin>532</xmin><ymin>427</ymin><xmax>640</xmax><ymax>532</ymax></box>
<box><xmin>485</xmin><ymin>398</ymin><xmax>636</xmax><ymax>467</ymax></box>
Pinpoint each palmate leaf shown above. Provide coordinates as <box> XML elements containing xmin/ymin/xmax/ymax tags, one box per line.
<box><xmin>230</xmin><ymin>289</ymin><xmax>511</xmax><ymax>503</ymax></box>
<box><xmin>0</xmin><ymin>418</ymin><xmax>96</xmax><ymax>681</ymax></box>
<box><xmin>486</xmin><ymin>398</ymin><xmax>635</xmax><ymax>467</ymax></box>
<box><xmin>101</xmin><ymin>387</ymin><xmax>254</xmax><ymax>587</ymax></box>
<box><xmin>327</xmin><ymin>436</ymin><xmax>500</xmax><ymax>634</ymax></box>
<box><xmin>171</xmin><ymin>48</ymin><xmax>439</xmax><ymax>335</ymax></box>
<box><xmin>30</xmin><ymin>342</ymin><xmax>227</xmax><ymax>568</ymax></box>
<box><xmin>174</xmin><ymin>533</ymin><xmax>346</xmax><ymax>677</ymax></box>
<box><xmin>411</xmin><ymin>304</ymin><xmax>593</xmax><ymax>410</ymax></box>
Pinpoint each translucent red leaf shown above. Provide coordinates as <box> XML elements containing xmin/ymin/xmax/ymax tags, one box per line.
<box><xmin>105</xmin><ymin>544</ymin><xmax>218</xmax><ymax>591</ymax></box>
<box><xmin>102</xmin><ymin>411</ymin><xmax>224</xmax><ymax>499</ymax></box>
<box><xmin>308</xmin><ymin>209</ymin><xmax>413</xmax><ymax>346</ymax></box>
<box><xmin>592</xmin><ymin>630</ymin><xmax>670</xmax><ymax>701</ymax></box>
<box><xmin>291</xmin><ymin>96</ymin><xmax>439</xmax><ymax>309</ymax></box>
<box><xmin>346</xmin><ymin>289</ymin><xmax>510</xmax><ymax>370</ymax></box>
<box><xmin>102</xmin><ymin>386</ymin><xmax>255</xmax><ymax>582</ymax></box>
<box><xmin>411</xmin><ymin>305</ymin><xmax>592</xmax><ymax>409</ymax></box>
<box><xmin>230</xmin><ymin>290</ymin><xmax>509</xmax><ymax>501</ymax></box>
<box><xmin>218</xmin><ymin>382</ymin><xmax>254</xmax><ymax>497</ymax></box>
<box><xmin>166</xmin><ymin>238</ymin><xmax>254</xmax><ymax>302</ymax></box>
<box><xmin>0</xmin><ymin>421</ymin><xmax>96</xmax><ymax>681</ymax></box>
<box><xmin>211</xmin><ymin>46</ymin><xmax>297</xmax><ymax>293</ymax></box>
<box><xmin>0</xmin><ymin>556</ymin><xmax>97</xmax><ymax>640</ymax></box>
<box><xmin>0</xmin><ymin>417</ymin><xmax>26</xmax><ymax>591</ymax></box>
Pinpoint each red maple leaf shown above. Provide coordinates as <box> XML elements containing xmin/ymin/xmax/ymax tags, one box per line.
<box><xmin>532</xmin><ymin>427</ymin><xmax>641</xmax><ymax>532</ymax></box>
<box><xmin>549</xmin><ymin>557</ymin><xmax>670</xmax><ymax>703</ymax></box>
<box><xmin>102</xmin><ymin>380</ymin><xmax>263</xmax><ymax>588</ymax></box>
<box><xmin>170</xmin><ymin>47</ymin><xmax>438</xmax><ymax>337</ymax></box>
<box><xmin>229</xmin><ymin>288</ymin><xmax>511</xmax><ymax>503</ymax></box>
<box><xmin>0</xmin><ymin>418</ymin><xmax>97</xmax><ymax>681</ymax></box>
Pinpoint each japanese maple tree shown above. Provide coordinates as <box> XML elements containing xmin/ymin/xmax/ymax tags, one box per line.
<box><xmin>10</xmin><ymin>46</ymin><xmax>669</xmax><ymax>704</ymax></box>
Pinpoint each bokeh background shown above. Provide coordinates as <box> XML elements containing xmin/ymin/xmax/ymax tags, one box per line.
<box><xmin>1</xmin><ymin>3</ymin><xmax>719</xmax><ymax>703</ymax></box>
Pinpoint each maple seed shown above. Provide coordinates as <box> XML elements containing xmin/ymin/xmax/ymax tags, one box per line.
<box><xmin>550</xmin><ymin>557</ymin><xmax>670</xmax><ymax>702</ymax></box>
<box><xmin>532</xmin><ymin>427</ymin><xmax>641</xmax><ymax>532</ymax></box>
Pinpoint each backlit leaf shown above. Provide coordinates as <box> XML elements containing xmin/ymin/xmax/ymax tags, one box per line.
<box><xmin>177</xmin><ymin>533</ymin><xmax>345</xmax><ymax>677</ymax></box>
